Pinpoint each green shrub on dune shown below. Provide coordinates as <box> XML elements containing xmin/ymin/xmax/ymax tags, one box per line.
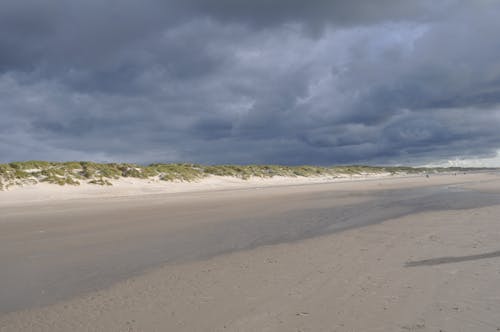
<box><xmin>152</xmin><ymin>163</ymin><xmax>204</xmax><ymax>181</ymax></box>
<box><xmin>9</xmin><ymin>161</ymin><xmax>53</xmax><ymax>170</ymax></box>
<box><xmin>0</xmin><ymin>161</ymin><xmax>495</xmax><ymax>190</ymax></box>
<box><xmin>89</xmin><ymin>177</ymin><xmax>113</xmax><ymax>186</ymax></box>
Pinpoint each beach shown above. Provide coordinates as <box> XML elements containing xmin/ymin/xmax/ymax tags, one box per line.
<box><xmin>1</xmin><ymin>172</ymin><xmax>500</xmax><ymax>331</ymax></box>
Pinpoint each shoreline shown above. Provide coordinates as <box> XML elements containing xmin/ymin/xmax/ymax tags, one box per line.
<box><xmin>0</xmin><ymin>171</ymin><xmax>493</xmax><ymax>207</ymax></box>
<box><xmin>0</xmin><ymin>173</ymin><xmax>397</xmax><ymax>205</ymax></box>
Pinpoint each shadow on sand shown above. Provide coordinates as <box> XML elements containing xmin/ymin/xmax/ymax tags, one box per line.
<box><xmin>405</xmin><ymin>249</ymin><xmax>500</xmax><ymax>267</ymax></box>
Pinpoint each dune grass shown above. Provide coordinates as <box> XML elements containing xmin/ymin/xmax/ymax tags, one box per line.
<box><xmin>0</xmin><ymin>161</ymin><xmax>494</xmax><ymax>190</ymax></box>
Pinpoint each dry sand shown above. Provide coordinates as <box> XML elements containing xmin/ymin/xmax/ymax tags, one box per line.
<box><xmin>0</xmin><ymin>172</ymin><xmax>412</xmax><ymax>206</ymax></box>
<box><xmin>1</xmin><ymin>172</ymin><xmax>500</xmax><ymax>331</ymax></box>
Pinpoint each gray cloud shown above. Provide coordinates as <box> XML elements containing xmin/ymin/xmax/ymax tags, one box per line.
<box><xmin>1</xmin><ymin>0</ymin><xmax>500</xmax><ymax>165</ymax></box>
<box><xmin>182</xmin><ymin>0</ymin><xmax>447</xmax><ymax>32</ymax></box>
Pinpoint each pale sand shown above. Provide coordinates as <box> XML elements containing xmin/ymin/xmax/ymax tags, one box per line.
<box><xmin>1</xmin><ymin>172</ymin><xmax>500</xmax><ymax>331</ymax></box>
<box><xmin>0</xmin><ymin>172</ymin><xmax>419</xmax><ymax>206</ymax></box>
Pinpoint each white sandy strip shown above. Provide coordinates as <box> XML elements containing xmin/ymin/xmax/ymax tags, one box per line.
<box><xmin>0</xmin><ymin>173</ymin><xmax>400</xmax><ymax>206</ymax></box>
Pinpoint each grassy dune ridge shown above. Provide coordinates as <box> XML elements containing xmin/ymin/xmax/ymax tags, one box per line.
<box><xmin>0</xmin><ymin>161</ymin><xmax>492</xmax><ymax>190</ymax></box>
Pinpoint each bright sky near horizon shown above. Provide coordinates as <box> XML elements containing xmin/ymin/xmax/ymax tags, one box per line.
<box><xmin>1</xmin><ymin>0</ymin><xmax>500</xmax><ymax>166</ymax></box>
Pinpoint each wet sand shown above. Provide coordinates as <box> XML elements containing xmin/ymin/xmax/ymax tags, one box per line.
<box><xmin>1</xmin><ymin>172</ymin><xmax>500</xmax><ymax>331</ymax></box>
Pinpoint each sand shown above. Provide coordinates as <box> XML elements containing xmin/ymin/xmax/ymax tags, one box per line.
<box><xmin>1</xmin><ymin>172</ymin><xmax>500</xmax><ymax>331</ymax></box>
<box><xmin>0</xmin><ymin>172</ymin><xmax>415</xmax><ymax>206</ymax></box>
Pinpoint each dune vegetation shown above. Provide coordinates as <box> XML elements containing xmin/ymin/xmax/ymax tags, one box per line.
<box><xmin>0</xmin><ymin>161</ymin><xmax>493</xmax><ymax>190</ymax></box>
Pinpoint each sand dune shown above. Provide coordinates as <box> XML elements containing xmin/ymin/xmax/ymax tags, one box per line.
<box><xmin>0</xmin><ymin>172</ymin><xmax>409</xmax><ymax>206</ymax></box>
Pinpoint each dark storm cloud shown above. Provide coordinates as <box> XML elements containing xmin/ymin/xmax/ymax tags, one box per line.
<box><xmin>182</xmin><ymin>0</ymin><xmax>445</xmax><ymax>31</ymax></box>
<box><xmin>1</xmin><ymin>0</ymin><xmax>500</xmax><ymax>165</ymax></box>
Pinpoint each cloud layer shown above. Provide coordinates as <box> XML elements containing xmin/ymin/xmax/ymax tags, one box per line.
<box><xmin>1</xmin><ymin>0</ymin><xmax>500</xmax><ymax>165</ymax></box>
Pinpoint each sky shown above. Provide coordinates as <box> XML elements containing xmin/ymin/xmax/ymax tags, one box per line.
<box><xmin>1</xmin><ymin>0</ymin><xmax>500</xmax><ymax>166</ymax></box>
